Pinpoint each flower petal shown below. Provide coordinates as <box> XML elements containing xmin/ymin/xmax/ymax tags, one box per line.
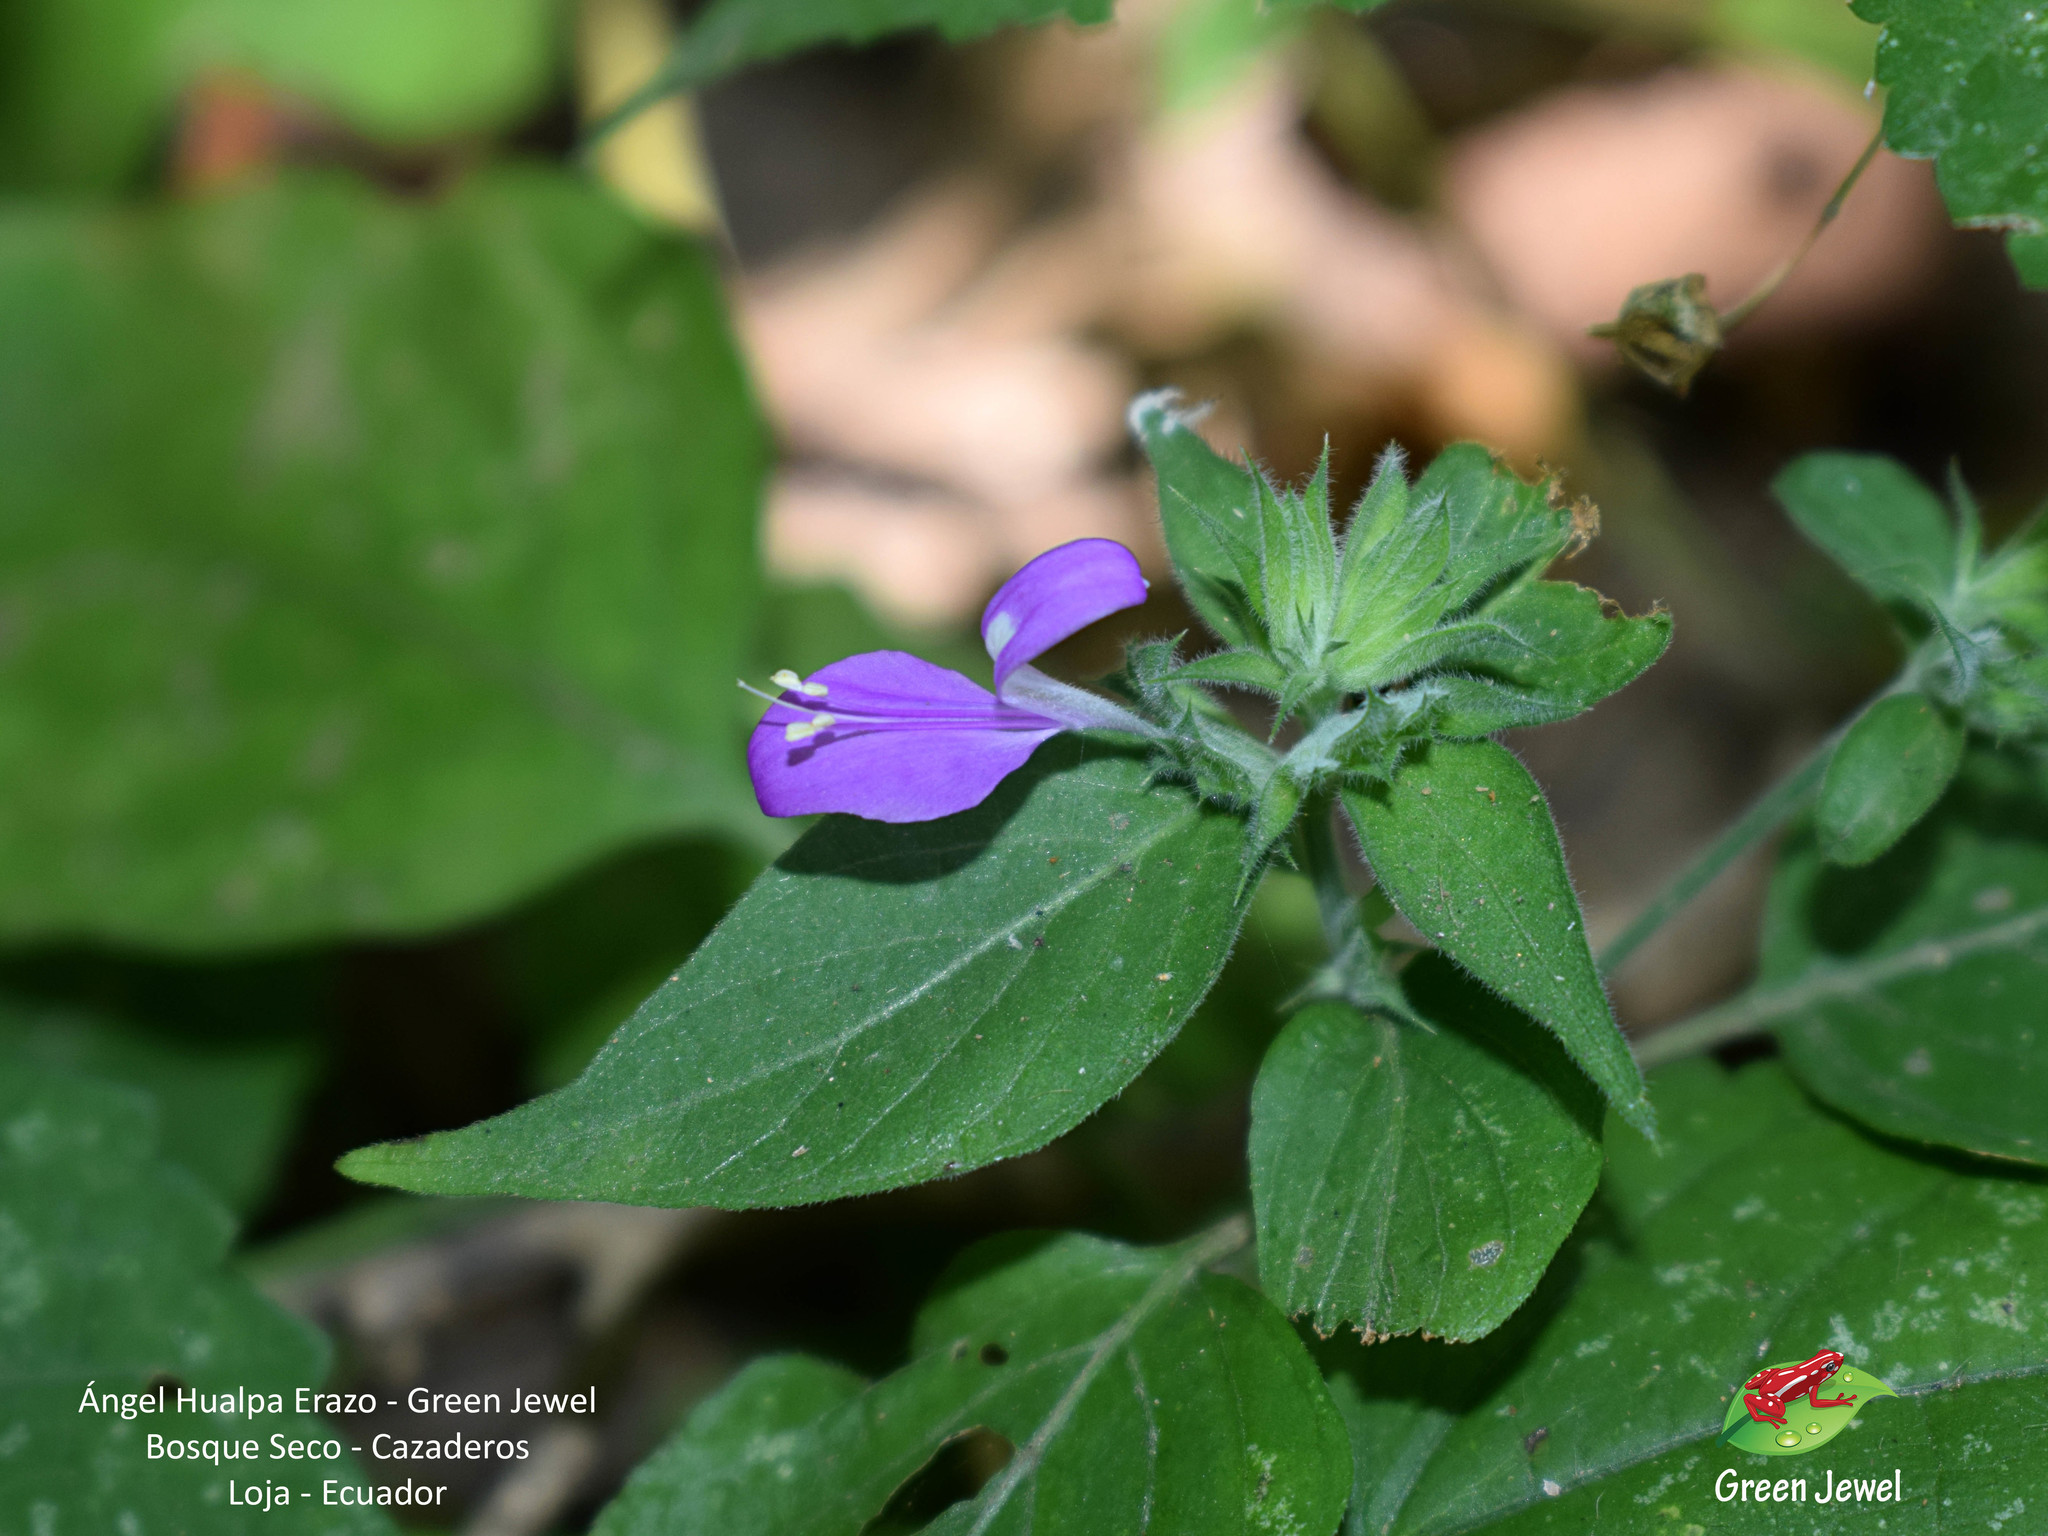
<box><xmin>747</xmin><ymin>650</ymin><xmax>1062</xmax><ymax>822</ymax></box>
<box><xmin>981</xmin><ymin>538</ymin><xmax>1148</xmax><ymax>692</ymax></box>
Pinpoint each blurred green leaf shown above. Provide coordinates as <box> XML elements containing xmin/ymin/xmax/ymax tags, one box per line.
<box><xmin>1768</xmin><ymin>752</ymin><xmax>2048</xmax><ymax>1165</ymax></box>
<box><xmin>1153</xmin><ymin>0</ymin><xmax>1303</xmax><ymax>116</ymax></box>
<box><xmin>1816</xmin><ymin>690</ymin><xmax>1963</xmax><ymax>865</ymax></box>
<box><xmin>0</xmin><ymin>1056</ymin><xmax>392</xmax><ymax>1534</ymax></box>
<box><xmin>0</xmin><ymin>0</ymin><xmax>187</xmax><ymax>192</ymax></box>
<box><xmin>1713</xmin><ymin>0</ymin><xmax>1881</xmax><ymax>85</ymax></box>
<box><xmin>482</xmin><ymin>838</ymin><xmax>759</xmax><ymax>1090</ymax></box>
<box><xmin>0</xmin><ymin>1000</ymin><xmax>313</xmax><ymax>1214</ymax></box>
<box><xmin>597</xmin><ymin>0</ymin><xmax>1112</xmax><ymax>133</ymax></box>
<box><xmin>1773</xmin><ymin>452</ymin><xmax>1957</xmax><ymax>615</ymax></box>
<box><xmin>1774</xmin><ymin>452</ymin><xmax>2048</xmax><ymax>744</ymax></box>
<box><xmin>590</xmin><ymin>1226</ymin><xmax>1352</xmax><ymax>1536</ymax></box>
<box><xmin>1854</xmin><ymin>0</ymin><xmax>2048</xmax><ymax>270</ymax></box>
<box><xmin>0</xmin><ymin>0</ymin><xmax>566</xmax><ymax>192</ymax></box>
<box><xmin>0</xmin><ymin>169</ymin><xmax>768</xmax><ymax>948</ymax></box>
<box><xmin>1341</xmin><ymin>740</ymin><xmax>1652</xmax><ymax>1137</ymax></box>
<box><xmin>1248</xmin><ymin>958</ymin><xmax>1601</xmax><ymax>1343</ymax></box>
<box><xmin>340</xmin><ymin>741</ymin><xmax>1252</xmax><ymax>1208</ymax></box>
<box><xmin>239</xmin><ymin>1192</ymin><xmax>516</xmax><ymax>1284</ymax></box>
<box><xmin>193</xmin><ymin>0</ymin><xmax>567</xmax><ymax>144</ymax></box>
<box><xmin>2011</xmin><ymin>229</ymin><xmax>2048</xmax><ymax>286</ymax></box>
<box><xmin>1331</xmin><ymin>1058</ymin><xmax>2048</xmax><ymax>1534</ymax></box>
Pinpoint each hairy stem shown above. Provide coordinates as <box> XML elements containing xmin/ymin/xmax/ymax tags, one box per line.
<box><xmin>1598</xmin><ymin>733</ymin><xmax>1833</xmax><ymax>975</ymax></box>
<box><xmin>1295</xmin><ymin>789</ymin><xmax>1359</xmax><ymax>961</ymax></box>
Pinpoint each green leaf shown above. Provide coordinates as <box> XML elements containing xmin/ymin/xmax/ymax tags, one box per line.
<box><xmin>602</xmin><ymin>0</ymin><xmax>1112</xmax><ymax>130</ymax></box>
<box><xmin>0</xmin><ymin>1000</ymin><xmax>313</xmax><ymax>1214</ymax></box>
<box><xmin>0</xmin><ymin>169</ymin><xmax>768</xmax><ymax>948</ymax></box>
<box><xmin>1772</xmin><ymin>452</ymin><xmax>1957</xmax><ymax>615</ymax></box>
<box><xmin>1712</xmin><ymin>0</ymin><xmax>1882</xmax><ymax>85</ymax></box>
<box><xmin>196</xmin><ymin>0</ymin><xmax>567</xmax><ymax>145</ymax></box>
<box><xmin>1855</xmin><ymin>0</ymin><xmax>2048</xmax><ymax>246</ymax></box>
<box><xmin>1341</xmin><ymin>740</ymin><xmax>1651</xmax><ymax>1136</ymax></box>
<box><xmin>1153</xmin><ymin>0</ymin><xmax>1304</xmax><ymax>117</ymax></box>
<box><xmin>1410</xmin><ymin>445</ymin><xmax>1577</xmax><ymax>621</ymax></box>
<box><xmin>340</xmin><ymin>741</ymin><xmax>1252</xmax><ymax>1208</ymax></box>
<box><xmin>0</xmin><ymin>1056</ymin><xmax>393</xmax><ymax>1534</ymax></box>
<box><xmin>1248</xmin><ymin>958</ymin><xmax>1602</xmax><ymax>1343</ymax></box>
<box><xmin>1331</xmin><ymin>1058</ymin><xmax>2048</xmax><ymax>1535</ymax></box>
<box><xmin>1426</xmin><ymin>583</ymin><xmax>1671</xmax><ymax>737</ymax></box>
<box><xmin>1764</xmin><ymin>752</ymin><xmax>2048</xmax><ymax>1165</ymax></box>
<box><xmin>1816</xmin><ymin>691</ymin><xmax>1964</xmax><ymax>865</ymax></box>
<box><xmin>1130</xmin><ymin>389</ymin><xmax>1267</xmax><ymax>650</ymax></box>
<box><xmin>0</xmin><ymin>0</ymin><xmax>565</xmax><ymax>191</ymax></box>
<box><xmin>590</xmin><ymin>1226</ymin><xmax>1353</xmax><ymax>1536</ymax></box>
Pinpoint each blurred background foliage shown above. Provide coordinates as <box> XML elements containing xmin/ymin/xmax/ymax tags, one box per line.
<box><xmin>1</xmin><ymin>0</ymin><xmax>2044</xmax><ymax>1528</ymax></box>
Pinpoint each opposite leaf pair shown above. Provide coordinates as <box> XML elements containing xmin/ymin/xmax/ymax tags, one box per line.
<box><xmin>1776</xmin><ymin>453</ymin><xmax>2048</xmax><ymax>866</ymax></box>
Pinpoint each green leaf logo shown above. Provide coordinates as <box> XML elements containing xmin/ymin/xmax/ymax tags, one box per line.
<box><xmin>1718</xmin><ymin>1355</ymin><xmax>1898</xmax><ymax>1457</ymax></box>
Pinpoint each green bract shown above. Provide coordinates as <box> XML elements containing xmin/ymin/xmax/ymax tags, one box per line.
<box><xmin>1131</xmin><ymin>393</ymin><xmax>1663</xmax><ymax>1134</ymax></box>
<box><xmin>1130</xmin><ymin>395</ymin><xmax>1667</xmax><ymax>843</ymax></box>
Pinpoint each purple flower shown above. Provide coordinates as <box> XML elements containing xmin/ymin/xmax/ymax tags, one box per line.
<box><xmin>748</xmin><ymin>538</ymin><xmax>1154</xmax><ymax>822</ymax></box>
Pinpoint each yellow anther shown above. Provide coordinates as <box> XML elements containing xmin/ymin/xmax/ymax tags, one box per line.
<box><xmin>784</xmin><ymin>713</ymin><xmax>838</xmax><ymax>742</ymax></box>
<box><xmin>770</xmin><ymin>668</ymin><xmax>828</xmax><ymax>697</ymax></box>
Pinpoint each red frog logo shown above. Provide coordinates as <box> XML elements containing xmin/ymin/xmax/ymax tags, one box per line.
<box><xmin>1739</xmin><ymin>1350</ymin><xmax>1857</xmax><ymax>1429</ymax></box>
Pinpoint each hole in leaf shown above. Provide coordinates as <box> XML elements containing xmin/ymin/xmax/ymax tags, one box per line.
<box><xmin>861</xmin><ymin>1427</ymin><xmax>1015</xmax><ymax>1535</ymax></box>
<box><xmin>979</xmin><ymin>1342</ymin><xmax>1009</xmax><ymax>1366</ymax></box>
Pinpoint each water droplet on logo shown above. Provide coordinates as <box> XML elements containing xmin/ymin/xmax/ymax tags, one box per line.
<box><xmin>1775</xmin><ymin>1431</ymin><xmax>1802</xmax><ymax>1448</ymax></box>
<box><xmin>1806</xmin><ymin>1423</ymin><xmax>1822</xmax><ymax>1435</ymax></box>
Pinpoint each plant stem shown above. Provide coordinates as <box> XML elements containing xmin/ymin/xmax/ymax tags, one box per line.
<box><xmin>1633</xmin><ymin>901</ymin><xmax>2048</xmax><ymax>1068</ymax></box>
<box><xmin>1295</xmin><ymin>789</ymin><xmax>1358</xmax><ymax>961</ymax></box>
<box><xmin>1718</xmin><ymin>127</ymin><xmax>1884</xmax><ymax>333</ymax></box>
<box><xmin>1598</xmin><ymin>733</ymin><xmax>1833</xmax><ymax>975</ymax></box>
